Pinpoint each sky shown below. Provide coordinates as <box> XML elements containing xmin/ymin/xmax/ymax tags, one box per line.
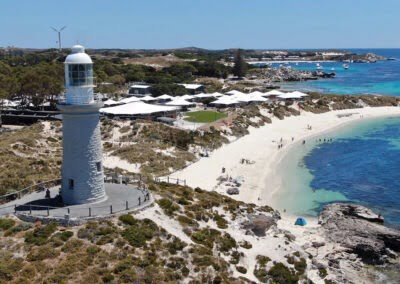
<box><xmin>1</xmin><ymin>0</ymin><xmax>400</xmax><ymax>50</ymax></box>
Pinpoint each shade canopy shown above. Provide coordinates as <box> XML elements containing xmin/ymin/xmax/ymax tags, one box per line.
<box><xmin>119</xmin><ymin>96</ymin><xmax>141</xmax><ymax>104</ymax></box>
<box><xmin>263</xmin><ymin>90</ymin><xmax>285</xmax><ymax>97</ymax></box>
<box><xmin>100</xmin><ymin>101</ymin><xmax>177</xmax><ymax>115</ymax></box>
<box><xmin>156</xmin><ymin>94</ymin><xmax>174</xmax><ymax>100</ymax></box>
<box><xmin>165</xmin><ymin>99</ymin><xmax>195</xmax><ymax>106</ymax></box>
<box><xmin>140</xmin><ymin>95</ymin><xmax>157</xmax><ymax>102</ymax></box>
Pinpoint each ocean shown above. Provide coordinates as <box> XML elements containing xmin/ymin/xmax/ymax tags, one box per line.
<box><xmin>270</xmin><ymin>49</ymin><xmax>400</xmax><ymax>228</ymax></box>
<box><xmin>274</xmin><ymin>116</ymin><xmax>400</xmax><ymax>228</ymax></box>
<box><xmin>280</xmin><ymin>48</ymin><xmax>400</xmax><ymax>96</ymax></box>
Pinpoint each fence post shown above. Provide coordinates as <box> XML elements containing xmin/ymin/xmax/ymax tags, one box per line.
<box><xmin>89</xmin><ymin>207</ymin><xmax>91</xmax><ymax>217</ymax></box>
<box><xmin>110</xmin><ymin>205</ymin><xmax>113</xmax><ymax>214</ymax></box>
<box><xmin>47</xmin><ymin>207</ymin><xmax>49</xmax><ymax>216</ymax></box>
<box><xmin>167</xmin><ymin>176</ymin><xmax>169</xmax><ymax>183</ymax></box>
<box><xmin>177</xmin><ymin>178</ymin><xmax>179</xmax><ymax>185</ymax></box>
<box><xmin>29</xmin><ymin>205</ymin><xmax>32</xmax><ymax>215</ymax></box>
<box><xmin>14</xmin><ymin>205</ymin><xmax>16</xmax><ymax>213</ymax></box>
<box><xmin>126</xmin><ymin>201</ymin><xmax>129</xmax><ymax>210</ymax></box>
<box><xmin>67</xmin><ymin>208</ymin><xmax>70</xmax><ymax>215</ymax></box>
<box><xmin>184</xmin><ymin>179</ymin><xmax>186</xmax><ymax>186</ymax></box>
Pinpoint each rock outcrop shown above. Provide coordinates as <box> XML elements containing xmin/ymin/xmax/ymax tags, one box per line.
<box><xmin>320</xmin><ymin>203</ymin><xmax>400</xmax><ymax>265</ymax></box>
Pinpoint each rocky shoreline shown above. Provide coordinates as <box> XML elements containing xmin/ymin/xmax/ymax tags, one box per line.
<box><xmin>317</xmin><ymin>203</ymin><xmax>400</xmax><ymax>282</ymax></box>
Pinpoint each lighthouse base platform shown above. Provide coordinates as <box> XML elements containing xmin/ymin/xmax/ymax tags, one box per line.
<box><xmin>0</xmin><ymin>183</ymin><xmax>151</xmax><ymax>225</ymax></box>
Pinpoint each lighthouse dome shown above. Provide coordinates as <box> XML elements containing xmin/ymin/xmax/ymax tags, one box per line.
<box><xmin>65</xmin><ymin>45</ymin><xmax>92</xmax><ymax>64</ymax></box>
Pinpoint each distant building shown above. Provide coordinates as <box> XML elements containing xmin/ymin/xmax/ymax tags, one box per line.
<box><xmin>128</xmin><ymin>84</ymin><xmax>151</xmax><ymax>96</ymax></box>
<box><xmin>178</xmin><ymin>83</ymin><xmax>205</xmax><ymax>94</ymax></box>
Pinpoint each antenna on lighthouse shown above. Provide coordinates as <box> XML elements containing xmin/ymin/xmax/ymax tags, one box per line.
<box><xmin>51</xmin><ymin>26</ymin><xmax>67</xmax><ymax>52</ymax></box>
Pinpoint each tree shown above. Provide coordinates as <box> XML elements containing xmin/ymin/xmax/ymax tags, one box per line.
<box><xmin>233</xmin><ymin>49</ymin><xmax>247</xmax><ymax>78</ymax></box>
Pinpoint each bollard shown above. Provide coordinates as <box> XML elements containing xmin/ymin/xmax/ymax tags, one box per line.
<box><xmin>177</xmin><ymin>178</ymin><xmax>179</xmax><ymax>185</ymax></box>
<box><xmin>14</xmin><ymin>205</ymin><xmax>16</xmax><ymax>213</ymax></box>
<box><xmin>110</xmin><ymin>205</ymin><xmax>113</xmax><ymax>214</ymax></box>
<box><xmin>184</xmin><ymin>179</ymin><xmax>186</xmax><ymax>186</ymax></box>
<box><xmin>167</xmin><ymin>176</ymin><xmax>169</xmax><ymax>183</ymax></box>
<box><xmin>67</xmin><ymin>208</ymin><xmax>70</xmax><ymax>214</ymax></box>
<box><xmin>29</xmin><ymin>205</ymin><xmax>32</xmax><ymax>215</ymax></box>
<box><xmin>89</xmin><ymin>208</ymin><xmax>91</xmax><ymax>217</ymax></box>
<box><xmin>126</xmin><ymin>201</ymin><xmax>129</xmax><ymax>210</ymax></box>
<box><xmin>138</xmin><ymin>197</ymin><xmax>141</xmax><ymax>206</ymax></box>
<box><xmin>47</xmin><ymin>207</ymin><xmax>49</xmax><ymax>216</ymax></box>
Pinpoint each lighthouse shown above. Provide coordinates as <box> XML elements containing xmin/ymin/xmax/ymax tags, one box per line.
<box><xmin>58</xmin><ymin>45</ymin><xmax>106</xmax><ymax>205</ymax></box>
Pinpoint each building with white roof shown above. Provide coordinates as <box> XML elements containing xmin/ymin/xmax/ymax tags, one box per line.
<box><xmin>100</xmin><ymin>101</ymin><xmax>177</xmax><ymax>118</ymax></box>
<box><xmin>128</xmin><ymin>84</ymin><xmax>151</xmax><ymax>96</ymax></box>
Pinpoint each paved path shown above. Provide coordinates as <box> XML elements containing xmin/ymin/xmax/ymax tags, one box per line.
<box><xmin>0</xmin><ymin>183</ymin><xmax>149</xmax><ymax>218</ymax></box>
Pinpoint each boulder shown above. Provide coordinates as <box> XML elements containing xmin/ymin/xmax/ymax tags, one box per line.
<box><xmin>241</xmin><ymin>214</ymin><xmax>276</xmax><ymax>237</ymax></box>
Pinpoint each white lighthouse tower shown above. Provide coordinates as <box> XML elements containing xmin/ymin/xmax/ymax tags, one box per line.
<box><xmin>58</xmin><ymin>45</ymin><xmax>106</xmax><ymax>205</ymax></box>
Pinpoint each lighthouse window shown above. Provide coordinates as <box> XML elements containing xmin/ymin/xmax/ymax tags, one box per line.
<box><xmin>68</xmin><ymin>64</ymin><xmax>93</xmax><ymax>86</ymax></box>
<box><xmin>68</xmin><ymin>179</ymin><xmax>74</xmax><ymax>190</ymax></box>
<box><xmin>96</xmin><ymin>162</ymin><xmax>102</xmax><ymax>172</ymax></box>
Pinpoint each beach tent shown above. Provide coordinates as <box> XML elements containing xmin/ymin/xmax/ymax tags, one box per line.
<box><xmin>119</xmin><ymin>96</ymin><xmax>141</xmax><ymax>104</ymax></box>
<box><xmin>294</xmin><ymin>217</ymin><xmax>307</xmax><ymax>226</ymax></box>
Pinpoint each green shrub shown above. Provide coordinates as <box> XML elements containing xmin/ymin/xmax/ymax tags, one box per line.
<box><xmin>157</xmin><ymin>198</ymin><xmax>180</xmax><ymax>216</ymax></box>
<box><xmin>27</xmin><ymin>245</ymin><xmax>60</xmax><ymax>261</ymax></box>
<box><xmin>24</xmin><ymin>222</ymin><xmax>57</xmax><ymax>245</ymax></box>
<box><xmin>318</xmin><ymin>267</ymin><xmax>328</xmax><ymax>278</ymax></box>
<box><xmin>62</xmin><ymin>238</ymin><xmax>84</xmax><ymax>253</ymax></box>
<box><xmin>268</xmin><ymin>262</ymin><xmax>299</xmax><ymax>284</ymax></box>
<box><xmin>213</xmin><ymin>214</ymin><xmax>228</xmax><ymax>229</ymax></box>
<box><xmin>0</xmin><ymin>218</ymin><xmax>15</xmax><ymax>231</ymax></box>
<box><xmin>191</xmin><ymin>228</ymin><xmax>220</xmax><ymax>248</ymax></box>
<box><xmin>239</xmin><ymin>240</ymin><xmax>252</xmax><ymax>249</ymax></box>
<box><xmin>177</xmin><ymin>215</ymin><xmax>198</xmax><ymax>227</ymax></box>
<box><xmin>58</xmin><ymin>231</ymin><xmax>73</xmax><ymax>241</ymax></box>
<box><xmin>166</xmin><ymin>237</ymin><xmax>187</xmax><ymax>255</ymax></box>
<box><xmin>119</xmin><ymin>214</ymin><xmax>137</xmax><ymax>226</ymax></box>
<box><xmin>218</xmin><ymin>233</ymin><xmax>236</xmax><ymax>252</ymax></box>
<box><xmin>256</xmin><ymin>255</ymin><xmax>271</xmax><ymax>267</ymax></box>
<box><xmin>122</xmin><ymin>219</ymin><xmax>159</xmax><ymax>247</ymax></box>
<box><xmin>4</xmin><ymin>222</ymin><xmax>32</xmax><ymax>236</ymax></box>
<box><xmin>294</xmin><ymin>257</ymin><xmax>307</xmax><ymax>275</ymax></box>
<box><xmin>236</xmin><ymin>266</ymin><xmax>247</xmax><ymax>274</ymax></box>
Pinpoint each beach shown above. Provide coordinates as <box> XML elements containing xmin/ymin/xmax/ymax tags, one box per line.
<box><xmin>171</xmin><ymin>106</ymin><xmax>400</xmax><ymax>211</ymax></box>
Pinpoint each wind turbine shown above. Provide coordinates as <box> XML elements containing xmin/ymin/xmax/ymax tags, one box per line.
<box><xmin>51</xmin><ymin>26</ymin><xmax>66</xmax><ymax>51</ymax></box>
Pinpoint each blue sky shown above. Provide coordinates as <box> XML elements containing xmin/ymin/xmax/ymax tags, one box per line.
<box><xmin>1</xmin><ymin>0</ymin><xmax>400</xmax><ymax>49</ymax></box>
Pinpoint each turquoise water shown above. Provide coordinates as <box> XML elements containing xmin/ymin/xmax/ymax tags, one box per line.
<box><xmin>274</xmin><ymin>116</ymin><xmax>400</xmax><ymax>228</ymax></box>
<box><xmin>279</xmin><ymin>48</ymin><xmax>400</xmax><ymax>96</ymax></box>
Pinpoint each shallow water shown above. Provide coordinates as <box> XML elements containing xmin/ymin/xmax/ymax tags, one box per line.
<box><xmin>273</xmin><ymin>116</ymin><xmax>400</xmax><ymax>228</ymax></box>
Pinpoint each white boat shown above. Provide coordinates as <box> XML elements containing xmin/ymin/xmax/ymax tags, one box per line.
<box><xmin>331</xmin><ymin>67</ymin><xmax>335</xmax><ymax>71</ymax></box>
<box><xmin>317</xmin><ymin>65</ymin><xmax>324</xmax><ymax>70</ymax></box>
<box><xmin>343</xmin><ymin>64</ymin><xmax>349</xmax><ymax>70</ymax></box>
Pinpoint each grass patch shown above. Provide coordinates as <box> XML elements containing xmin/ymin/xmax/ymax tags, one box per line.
<box><xmin>184</xmin><ymin>111</ymin><xmax>227</xmax><ymax>123</ymax></box>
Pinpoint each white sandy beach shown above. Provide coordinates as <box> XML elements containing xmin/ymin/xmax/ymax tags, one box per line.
<box><xmin>171</xmin><ymin>106</ymin><xmax>400</xmax><ymax>209</ymax></box>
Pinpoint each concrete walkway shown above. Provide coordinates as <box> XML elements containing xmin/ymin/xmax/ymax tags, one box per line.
<box><xmin>0</xmin><ymin>183</ymin><xmax>150</xmax><ymax>218</ymax></box>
